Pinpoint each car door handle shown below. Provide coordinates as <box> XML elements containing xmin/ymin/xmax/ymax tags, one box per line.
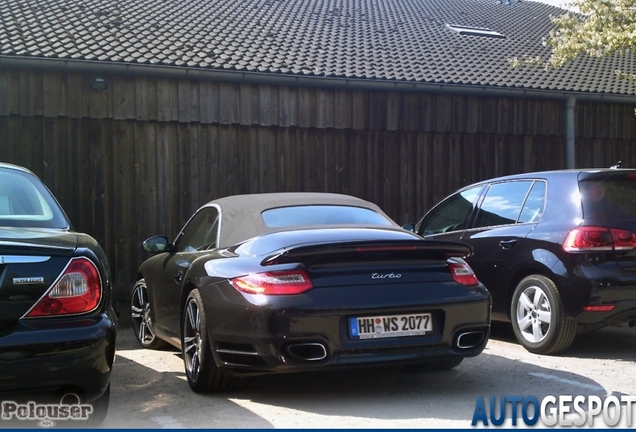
<box><xmin>499</xmin><ymin>239</ymin><xmax>518</xmax><ymax>250</ymax></box>
<box><xmin>175</xmin><ymin>271</ymin><xmax>184</xmax><ymax>284</ymax></box>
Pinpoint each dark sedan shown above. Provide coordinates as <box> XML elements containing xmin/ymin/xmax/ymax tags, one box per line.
<box><xmin>0</xmin><ymin>163</ymin><xmax>116</xmax><ymax>426</ymax></box>
<box><xmin>408</xmin><ymin>168</ymin><xmax>636</xmax><ymax>354</ymax></box>
<box><xmin>131</xmin><ymin>192</ymin><xmax>491</xmax><ymax>393</ymax></box>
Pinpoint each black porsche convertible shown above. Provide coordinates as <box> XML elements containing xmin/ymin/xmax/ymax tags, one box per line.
<box><xmin>131</xmin><ymin>193</ymin><xmax>491</xmax><ymax>393</ymax></box>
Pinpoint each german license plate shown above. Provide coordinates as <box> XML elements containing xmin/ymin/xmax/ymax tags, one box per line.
<box><xmin>349</xmin><ymin>313</ymin><xmax>433</xmax><ymax>339</ymax></box>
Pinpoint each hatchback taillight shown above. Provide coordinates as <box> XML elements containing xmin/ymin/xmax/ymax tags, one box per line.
<box><xmin>26</xmin><ymin>257</ymin><xmax>102</xmax><ymax>317</ymax></box>
<box><xmin>447</xmin><ymin>258</ymin><xmax>480</xmax><ymax>286</ymax></box>
<box><xmin>563</xmin><ymin>227</ymin><xmax>636</xmax><ymax>252</ymax></box>
<box><xmin>231</xmin><ymin>270</ymin><xmax>314</xmax><ymax>295</ymax></box>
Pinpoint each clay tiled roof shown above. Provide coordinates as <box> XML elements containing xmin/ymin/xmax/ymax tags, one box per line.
<box><xmin>1</xmin><ymin>0</ymin><xmax>635</xmax><ymax>96</ymax></box>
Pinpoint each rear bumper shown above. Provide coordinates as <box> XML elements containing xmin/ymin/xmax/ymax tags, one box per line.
<box><xmin>560</xmin><ymin>262</ymin><xmax>636</xmax><ymax>330</ymax></box>
<box><xmin>217</xmin><ymin>332</ymin><xmax>490</xmax><ymax>376</ymax></box>
<box><xmin>0</xmin><ymin>311</ymin><xmax>117</xmax><ymax>403</ymax></box>
<box><xmin>573</xmin><ymin>300</ymin><xmax>636</xmax><ymax>331</ymax></box>
<box><xmin>203</xmin><ymin>286</ymin><xmax>491</xmax><ymax>375</ymax></box>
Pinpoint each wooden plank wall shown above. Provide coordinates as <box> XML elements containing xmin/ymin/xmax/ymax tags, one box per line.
<box><xmin>1</xmin><ymin>68</ymin><xmax>635</xmax><ymax>285</ymax></box>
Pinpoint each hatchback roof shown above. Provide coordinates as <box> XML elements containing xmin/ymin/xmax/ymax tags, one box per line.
<box><xmin>462</xmin><ymin>168</ymin><xmax>636</xmax><ymax>187</ymax></box>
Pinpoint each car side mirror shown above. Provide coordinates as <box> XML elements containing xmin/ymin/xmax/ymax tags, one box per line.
<box><xmin>402</xmin><ymin>223</ymin><xmax>416</xmax><ymax>233</ymax></box>
<box><xmin>142</xmin><ymin>235</ymin><xmax>172</xmax><ymax>253</ymax></box>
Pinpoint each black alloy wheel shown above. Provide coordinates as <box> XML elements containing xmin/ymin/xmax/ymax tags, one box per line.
<box><xmin>182</xmin><ymin>289</ymin><xmax>242</xmax><ymax>393</ymax></box>
<box><xmin>130</xmin><ymin>279</ymin><xmax>166</xmax><ymax>350</ymax></box>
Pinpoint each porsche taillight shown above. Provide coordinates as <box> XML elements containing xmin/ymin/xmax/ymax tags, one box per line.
<box><xmin>447</xmin><ymin>258</ymin><xmax>480</xmax><ymax>286</ymax></box>
<box><xmin>230</xmin><ymin>270</ymin><xmax>314</xmax><ymax>295</ymax></box>
<box><xmin>563</xmin><ymin>227</ymin><xmax>636</xmax><ymax>252</ymax></box>
<box><xmin>26</xmin><ymin>257</ymin><xmax>102</xmax><ymax>317</ymax></box>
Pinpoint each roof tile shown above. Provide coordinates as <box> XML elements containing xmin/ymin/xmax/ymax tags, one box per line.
<box><xmin>1</xmin><ymin>0</ymin><xmax>634</xmax><ymax>95</ymax></box>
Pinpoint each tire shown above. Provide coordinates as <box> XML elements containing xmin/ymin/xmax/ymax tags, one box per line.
<box><xmin>510</xmin><ymin>275</ymin><xmax>577</xmax><ymax>355</ymax></box>
<box><xmin>130</xmin><ymin>279</ymin><xmax>167</xmax><ymax>350</ymax></box>
<box><xmin>405</xmin><ymin>356</ymin><xmax>463</xmax><ymax>372</ymax></box>
<box><xmin>182</xmin><ymin>289</ymin><xmax>243</xmax><ymax>393</ymax></box>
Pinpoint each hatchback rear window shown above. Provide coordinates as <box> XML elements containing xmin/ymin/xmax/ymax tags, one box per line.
<box><xmin>261</xmin><ymin>205</ymin><xmax>392</xmax><ymax>228</ymax></box>
<box><xmin>580</xmin><ymin>176</ymin><xmax>636</xmax><ymax>219</ymax></box>
<box><xmin>0</xmin><ymin>168</ymin><xmax>69</xmax><ymax>229</ymax></box>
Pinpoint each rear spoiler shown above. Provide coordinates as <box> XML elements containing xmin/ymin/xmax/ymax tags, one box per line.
<box><xmin>261</xmin><ymin>240</ymin><xmax>473</xmax><ymax>266</ymax></box>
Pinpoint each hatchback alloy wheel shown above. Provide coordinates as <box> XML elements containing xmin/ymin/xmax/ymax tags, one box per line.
<box><xmin>511</xmin><ymin>275</ymin><xmax>577</xmax><ymax>354</ymax></box>
<box><xmin>515</xmin><ymin>285</ymin><xmax>551</xmax><ymax>344</ymax></box>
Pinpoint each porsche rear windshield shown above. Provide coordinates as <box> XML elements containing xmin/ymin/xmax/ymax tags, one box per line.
<box><xmin>262</xmin><ymin>205</ymin><xmax>392</xmax><ymax>228</ymax></box>
<box><xmin>580</xmin><ymin>175</ymin><xmax>636</xmax><ymax>219</ymax></box>
<box><xmin>0</xmin><ymin>168</ymin><xmax>69</xmax><ymax>229</ymax></box>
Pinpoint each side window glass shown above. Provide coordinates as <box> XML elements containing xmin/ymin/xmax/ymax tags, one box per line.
<box><xmin>474</xmin><ymin>181</ymin><xmax>532</xmax><ymax>229</ymax></box>
<box><xmin>419</xmin><ymin>186</ymin><xmax>481</xmax><ymax>235</ymax></box>
<box><xmin>518</xmin><ymin>181</ymin><xmax>546</xmax><ymax>223</ymax></box>
<box><xmin>175</xmin><ymin>207</ymin><xmax>220</xmax><ymax>252</ymax></box>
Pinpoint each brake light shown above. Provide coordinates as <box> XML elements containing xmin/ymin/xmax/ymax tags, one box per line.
<box><xmin>231</xmin><ymin>270</ymin><xmax>314</xmax><ymax>295</ymax></box>
<box><xmin>26</xmin><ymin>257</ymin><xmax>102</xmax><ymax>317</ymax></box>
<box><xmin>447</xmin><ymin>258</ymin><xmax>479</xmax><ymax>286</ymax></box>
<box><xmin>563</xmin><ymin>227</ymin><xmax>636</xmax><ymax>252</ymax></box>
<box><xmin>611</xmin><ymin>229</ymin><xmax>636</xmax><ymax>250</ymax></box>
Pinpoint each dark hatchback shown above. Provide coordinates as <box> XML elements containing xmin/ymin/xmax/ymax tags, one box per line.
<box><xmin>408</xmin><ymin>168</ymin><xmax>636</xmax><ymax>354</ymax></box>
<box><xmin>0</xmin><ymin>163</ymin><xmax>116</xmax><ymax>425</ymax></box>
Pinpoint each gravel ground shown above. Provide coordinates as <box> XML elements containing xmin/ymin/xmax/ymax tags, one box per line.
<box><xmin>99</xmin><ymin>322</ymin><xmax>636</xmax><ymax>429</ymax></box>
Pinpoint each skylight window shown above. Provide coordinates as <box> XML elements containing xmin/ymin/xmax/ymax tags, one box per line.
<box><xmin>446</xmin><ymin>24</ymin><xmax>506</xmax><ymax>39</ymax></box>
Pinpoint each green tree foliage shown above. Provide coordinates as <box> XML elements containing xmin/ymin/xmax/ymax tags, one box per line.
<box><xmin>509</xmin><ymin>0</ymin><xmax>636</xmax><ymax>81</ymax></box>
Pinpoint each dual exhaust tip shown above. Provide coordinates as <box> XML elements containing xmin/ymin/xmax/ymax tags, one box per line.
<box><xmin>285</xmin><ymin>329</ymin><xmax>487</xmax><ymax>361</ymax></box>
<box><xmin>286</xmin><ymin>342</ymin><xmax>328</xmax><ymax>361</ymax></box>
<box><xmin>455</xmin><ymin>330</ymin><xmax>486</xmax><ymax>349</ymax></box>
<box><xmin>59</xmin><ymin>393</ymin><xmax>82</xmax><ymax>405</ymax></box>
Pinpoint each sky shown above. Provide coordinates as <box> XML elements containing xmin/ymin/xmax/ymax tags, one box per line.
<box><xmin>532</xmin><ymin>0</ymin><xmax>572</xmax><ymax>8</ymax></box>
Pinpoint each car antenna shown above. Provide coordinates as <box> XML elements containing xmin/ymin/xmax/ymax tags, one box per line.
<box><xmin>610</xmin><ymin>160</ymin><xmax>622</xmax><ymax>169</ymax></box>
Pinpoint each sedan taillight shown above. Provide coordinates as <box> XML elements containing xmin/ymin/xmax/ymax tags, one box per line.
<box><xmin>447</xmin><ymin>258</ymin><xmax>479</xmax><ymax>286</ymax></box>
<box><xmin>563</xmin><ymin>227</ymin><xmax>636</xmax><ymax>252</ymax></box>
<box><xmin>231</xmin><ymin>270</ymin><xmax>314</xmax><ymax>295</ymax></box>
<box><xmin>26</xmin><ymin>257</ymin><xmax>102</xmax><ymax>317</ymax></box>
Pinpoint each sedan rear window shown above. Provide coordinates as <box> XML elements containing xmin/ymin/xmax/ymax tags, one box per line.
<box><xmin>261</xmin><ymin>206</ymin><xmax>392</xmax><ymax>228</ymax></box>
<box><xmin>0</xmin><ymin>168</ymin><xmax>69</xmax><ymax>228</ymax></box>
<box><xmin>580</xmin><ymin>177</ymin><xmax>636</xmax><ymax>219</ymax></box>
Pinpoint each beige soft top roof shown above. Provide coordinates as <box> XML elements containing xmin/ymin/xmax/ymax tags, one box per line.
<box><xmin>205</xmin><ymin>192</ymin><xmax>397</xmax><ymax>247</ymax></box>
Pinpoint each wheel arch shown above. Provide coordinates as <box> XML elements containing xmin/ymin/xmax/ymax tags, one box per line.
<box><xmin>180</xmin><ymin>281</ymin><xmax>197</xmax><ymax>335</ymax></box>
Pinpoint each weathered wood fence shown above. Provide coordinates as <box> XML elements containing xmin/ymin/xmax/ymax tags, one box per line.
<box><xmin>1</xmin><ymin>68</ymin><xmax>636</xmax><ymax>287</ymax></box>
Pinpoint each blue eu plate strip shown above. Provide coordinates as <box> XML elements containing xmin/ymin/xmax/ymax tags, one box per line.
<box><xmin>349</xmin><ymin>317</ymin><xmax>359</xmax><ymax>337</ymax></box>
